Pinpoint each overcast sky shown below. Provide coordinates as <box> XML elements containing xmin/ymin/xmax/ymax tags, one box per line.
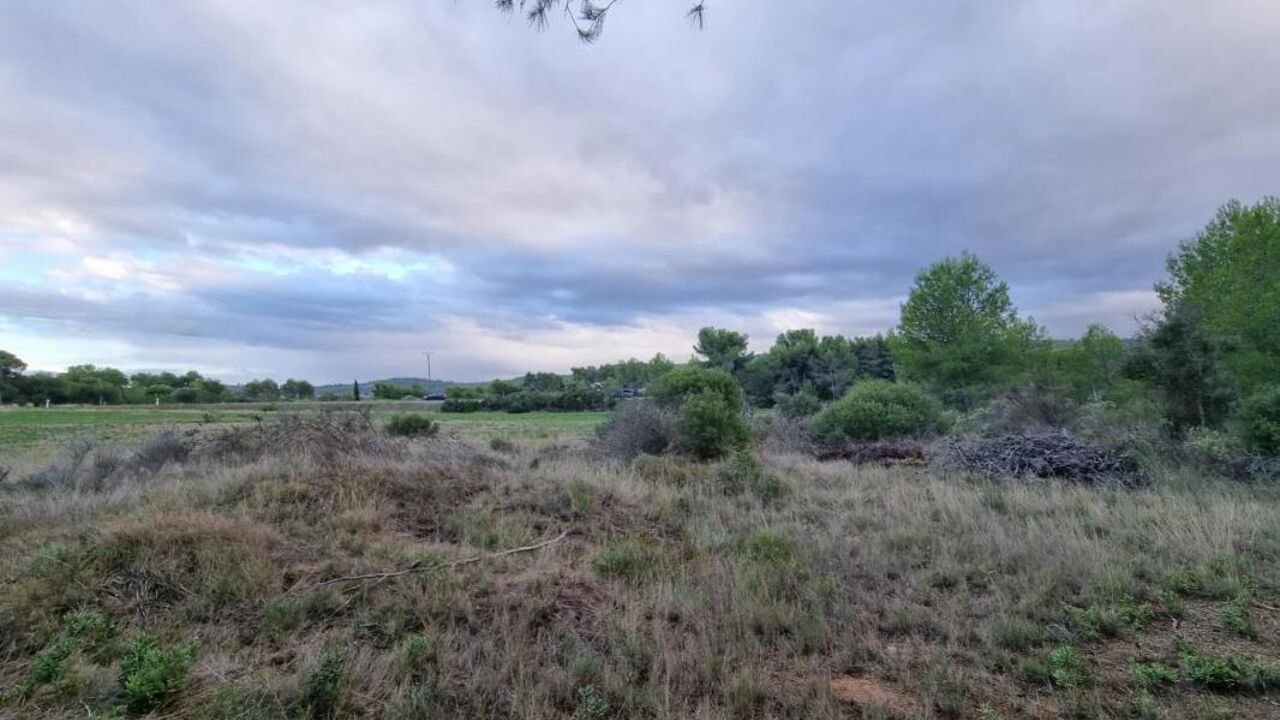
<box><xmin>1</xmin><ymin>1</ymin><xmax>1277</xmax><ymax>382</ymax></box>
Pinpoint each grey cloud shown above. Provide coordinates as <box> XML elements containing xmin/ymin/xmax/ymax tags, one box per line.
<box><xmin>1</xmin><ymin>0</ymin><xmax>1277</xmax><ymax>378</ymax></box>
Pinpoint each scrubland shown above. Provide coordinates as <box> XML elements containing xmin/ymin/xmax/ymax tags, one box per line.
<box><xmin>0</xmin><ymin>413</ymin><xmax>1277</xmax><ymax>719</ymax></box>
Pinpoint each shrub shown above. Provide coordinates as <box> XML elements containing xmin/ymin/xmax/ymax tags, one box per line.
<box><xmin>773</xmin><ymin>387</ymin><xmax>822</xmax><ymax>420</ymax></box>
<box><xmin>1179</xmin><ymin>645</ymin><xmax>1280</xmax><ymax>693</ymax></box>
<box><xmin>1130</xmin><ymin>662</ymin><xmax>1178</xmax><ymax>690</ymax></box>
<box><xmin>118</xmin><ymin>634</ymin><xmax>199</xmax><ymax>714</ymax></box>
<box><xmin>440</xmin><ymin>398</ymin><xmax>481</xmax><ymax>413</ymax></box>
<box><xmin>811</xmin><ymin>380</ymin><xmax>943</xmax><ymax>442</ymax></box>
<box><xmin>676</xmin><ymin>389</ymin><xmax>749</xmax><ymax>460</ymax></box>
<box><xmin>742</xmin><ymin>531</ymin><xmax>795</xmax><ymax>564</ymax></box>
<box><xmin>1236</xmin><ymin>385</ymin><xmax>1280</xmax><ymax>456</ymax></box>
<box><xmin>717</xmin><ymin>451</ymin><xmax>788</xmax><ymax>502</ymax></box>
<box><xmin>650</xmin><ymin>364</ymin><xmax>742</xmax><ymax>412</ymax></box>
<box><xmin>594</xmin><ymin>400</ymin><xmax>677</xmax><ymax>462</ymax></box>
<box><xmin>385</xmin><ymin>414</ymin><xmax>439</xmax><ymax>438</ymax></box>
<box><xmin>593</xmin><ymin>540</ymin><xmax>661</xmax><ymax>584</ymax></box>
<box><xmin>303</xmin><ymin>651</ymin><xmax>346</xmax><ymax>719</ymax></box>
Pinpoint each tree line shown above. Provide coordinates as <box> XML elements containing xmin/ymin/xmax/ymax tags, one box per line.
<box><xmin>0</xmin><ymin>363</ymin><xmax>317</xmax><ymax>406</ymax></box>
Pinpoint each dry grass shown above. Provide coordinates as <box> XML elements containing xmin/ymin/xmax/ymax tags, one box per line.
<box><xmin>1</xmin><ymin>419</ymin><xmax>1278</xmax><ymax>719</ymax></box>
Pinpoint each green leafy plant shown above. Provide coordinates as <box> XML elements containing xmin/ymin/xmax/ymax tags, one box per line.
<box><xmin>302</xmin><ymin>652</ymin><xmax>346</xmax><ymax>719</ymax></box>
<box><xmin>1179</xmin><ymin>644</ymin><xmax>1280</xmax><ymax>693</ymax></box>
<box><xmin>675</xmin><ymin>389</ymin><xmax>749</xmax><ymax>460</ymax></box>
<box><xmin>385</xmin><ymin>413</ymin><xmax>440</xmax><ymax>438</ymax></box>
<box><xmin>810</xmin><ymin>379</ymin><xmax>943</xmax><ymax>442</ymax></box>
<box><xmin>1130</xmin><ymin>661</ymin><xmax>1178</xmax><ymax>690</ymax></box>
<box><xmin>1236</xmin><ymin>384</ymin><xmax>1280</xmax><ymax>456</ymax></box>
<box><xmin>118</xmin><ymin>634</ymin><xmax>198</xmax><ymax>714</ymax></box>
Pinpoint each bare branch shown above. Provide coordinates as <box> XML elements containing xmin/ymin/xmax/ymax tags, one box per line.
<box><xmin>310</xmin><ymin>530</ymin><xmax>570</xmax><ymax>589</ymax></box>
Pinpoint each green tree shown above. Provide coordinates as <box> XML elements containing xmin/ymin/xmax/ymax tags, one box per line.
<box><xmin>1156</xmin><ymin>198</ymin><xmax>1280</xmax><ymax>391</ymax></box>
<box><xmin>242</xmin><ymin>378</ymin><xmax>281</xmax><ymax>401</ymax></box>
<box><xmin>489</xmin><ymin>379</ymin><xmax>523</xmax><ymax>397</ymax></box>
<box><xmin>676</xmin><ymin>389</ymin><xmax>749</xmax><ymax>460</ymax></box>
<box><xmin>1126</xmin><ymin>304</ymin><xmax>1234</xmax><ymax>429</ymax></box>
<box><xmin>890</xmin><ymin>253</ymin><xmax>1042</xmax><ymax>409</ymax></box>
<box><xmin>353</xmin><ymin>380</ymin><xmax>361</xmax><ymax>401</ymax></box>
<box><xmin>694</xmin><ymin>327</ymin><xmax>750</xmax><ymax>374</ymax></box>
<box><xmin>522</xmin><ymin>372</ymin><xmax>565</xmax><ymax>393</ymax></box>
<box><xmin>281</xmin><ymin>379</ymin><xmax>316</xmax><ymax>400</ymax></box>
<box><xmin>0</xmin><ymin>349</ymin><xmax>26</xmax><ymax>404</ymax></box>
<box><xmin>0</xmin><ymin>349</ymin><xmax>25</xmax><ymax>380</ymax></box>
<box><xmin>372</xmin><ymin>381</ymin><xmax>401</xmax><ymax>400</ymax></box>
<box><xmin>649</xmin><ymin>364</ymin><xmax>742</xmax><ymax>412</ymax></box>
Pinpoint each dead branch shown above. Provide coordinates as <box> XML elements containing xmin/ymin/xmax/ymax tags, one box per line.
<box><xmin>312</xmin><ymin>530</ymin><xmax>569</xmax><ymax>589</ymax></box>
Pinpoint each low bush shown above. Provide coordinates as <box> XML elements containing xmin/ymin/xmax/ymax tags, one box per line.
<box><xmin>385</xmin><ymin>414</ymin><xmax>439</xmax><ymax>438</ymax></box>
<box><xmin>119</xmin><ymin>634</ymin><xmax>199</xmax><ymax>714</ymax></box>
<box><xmin>440</xmin><ymin>398</ymin><xmax>481</xmax><ymax>413</ymax></box>
<box><xmin>676</xmin><ymin>389</ymin><xmax>749</xmax><ymax>460</ymax></box>
<box><xmin>773</xmin><ymin>387</ymin><xmax>822</xmax><ymax>420</ymax></box>
<box><xmin>303</xmin><ymin>651</ymin><xmax>347</xmax><ymax>719</ymax></box>
<box><xmin>1179</xmin><ymin>645</ymin><xmax>1280</xmax><ymax>693</ymax></box>
<box><xmin>649</xmin><ymin>365</ymin><xmax>742</xmax><ymax>412</ymax></box>
<box><xmin>1236</xmin><ymin>385</ymin><xmax>1280</xmax><ymax>456</ymax></box>
<box><xmin>810</xmin><ymin>380</ymin><xmax>943</xmax><ymax>443</ymax></box>
<box><xmin>594</xmin><ymin>400</ymin><xmax>677</xmax><ymax>462</ymax></box>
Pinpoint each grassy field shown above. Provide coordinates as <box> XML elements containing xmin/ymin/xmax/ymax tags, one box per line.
<box><xmin>0</xmin><ymin>404</ymin><xmax>608</xmax><ymax>454</ymax></box>
<box><xmin>1</xmin><ymin>413</ymin><xmax>1278</xmax><ymax>719</ymax></box>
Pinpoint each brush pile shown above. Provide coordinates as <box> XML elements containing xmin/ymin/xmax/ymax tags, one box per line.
<box><xmin>937</xmin><ymin>430</ymin><xmax>1138</xmax><ymax>485</ymax></box>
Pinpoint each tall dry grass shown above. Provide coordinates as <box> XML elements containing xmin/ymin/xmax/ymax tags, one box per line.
<box><xmin>0</xmin><ymin>417</ymin><xmax>1277</xmax><ymax>719</ymax></box>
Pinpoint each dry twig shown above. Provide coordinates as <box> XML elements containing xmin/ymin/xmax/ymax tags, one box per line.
<box><xmin>312</xmin><ymin>530</ymin><xmax>570</xmax><ymax>590</ymax></box>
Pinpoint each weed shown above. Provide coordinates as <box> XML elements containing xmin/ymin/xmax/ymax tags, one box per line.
<box><xmin>1129</xmin><ymin>661</ymin><xmax>1178</xmax><ymax>690</ymax></box>
<box><xmin>1129</xmin><ymin>692</ymin><xmax>1168</xmax><ymax>720</ymax></box>
<box><xmin>118</xmin><ymin>634</ymin><xmax>199</xmax><ymax>714</ymax></box>
<box><xmin>1020</xmin><ymin>644</ymin><xmax>1088</xmax><ymax>688</ymax></box>
<box><xmin>742</xmin><ymin>531</ymin><xmax>795</xmax><ymax>564</ymax></box>
<box><xmin>572</xmin><ymin>684</ymin><xmax>610</xmax><ymax>720</ymax></box>
<box><xmin>993</xmin><ymin>617</ymin><xmax>1049</xmax><ymax>651</ymax></box>
<box><xmin>302</xmin><ymin>651</ymin><xmax>346</xmax><ymax>719</ymax></box>
<box><xmin>1179</xmin><ymin>644</ymin><xmax>1280</xmax><ymax>693</ymax></box>
<box><xmin>593</xmin><ymin>539</ymin><xmax>661</xmax><ymax>584</ymax></box>
<box><xmin>1218</xmin><ymin>598</ymin><xmax>1255</xmax><ymax>638</ymax></box>
<box><xmin>385</xmin><ymin>414</ymin><xmax>439</xmax><ymax>438</ymax></box>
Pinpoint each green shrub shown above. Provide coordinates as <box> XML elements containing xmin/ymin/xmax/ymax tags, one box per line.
<box><xmin>773</xmin><ymin>387</ymin><xmax>822</xmax><ymax>419</ymax></box>
<box><xmin>992</xmin><ymin>617</ymin><xmax>1049</xmax><ymax>651</ymax></box>
<box><xmin>1219</xmin><ymin>599</ymin><xmax>1255</xmax><ymax>638</ymax></box>
<box><xmin>1180</xmin><ymin>645</ymin><xmax>1280</xmax><ymax>692</ymax></box>
<box><xmin>742</xmin><ymin>531</ymin><xmax>795</xmax><ymax>564</ymax></box>
<box><xmin>385</xmin><ymin>414</ymin><xmax>440</xmax><ymax>438</ymax></box>
<box><xmin>1020</xmin><ymin>644</ymin><xmax>1088</xmax><ymax>688</ymax></box>
<box><xmin>717</xmin><ymin>451</ymin><xmax>788</xmax><ymax>501</ymax></box>
<box><xmin>593</xmin><ymin>540</ymin><xmax>661</xmax><ymax>584</ymax></box>
<box><xmin>810</xmin><ymin>379</ymin><xmax>943</xmax><ymax>442</ymax></box>
<box><xmin>676</xmin><ymin>389</ymin><xmax>749</xmax><ymax>460</ymax></box>
<box><xmin>1236</xmin><ymin>385</ymin><xmax>1280</xmax><ymax>456</ymax></box>
<box><xmin>302</xmin><ymin>651</ymin><xmax>346</xmax><ymax>719</ymax></box>
<box><xmin>1130</xmin><ymin>661</ymin><xmax>1178</xmax><ymax>689</ymax></box>
<box><xmin>650</xmin><ymin>365</ymin><xmax>742</xmax><ymax>412</ymax></box>
<box><xmin>22</xmin><ymin>610</ymin><xmax>117</xmax><ymax>694</ymax></box>
<box><xmin>118</xmin><ymin>634</ymin><xmax>199</xmax><ymax>714</ymax></box>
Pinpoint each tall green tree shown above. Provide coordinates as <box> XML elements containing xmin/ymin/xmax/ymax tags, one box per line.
<box><xmin>0</xmin><ymin>349</ymin><xmax>25</xmax><ymax>404</ymax></box>
<box><xmin>1156</xmin><ymin>198</ymin><xmax>1280</xmax><ymax>391</ymax></box>
<box><xmin>693</xmin><ymin>327</ymin><xmax>750</xmax><ymax>374</ymax></box>
<box><xmin>890</xmin><ymin>253</ymin><xmax>1042</xmax><ymax>409</ymax></box>
<box><xmin>1126</xmin><ymin>304</ymin><xmax>1234</xmax><ymax>429</ymax></box>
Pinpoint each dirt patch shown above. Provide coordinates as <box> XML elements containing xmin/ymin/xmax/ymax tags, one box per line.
<box><xmin>829</xmin><ymin>675</ymin><xmax>918</xmax><ymax>714</ymax></box>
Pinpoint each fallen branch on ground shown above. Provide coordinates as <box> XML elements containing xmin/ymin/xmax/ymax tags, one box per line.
<box><xmin>310</xmin><ymin>530</ymin><xmax>570</xmax><ymax>590</ymax></box>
